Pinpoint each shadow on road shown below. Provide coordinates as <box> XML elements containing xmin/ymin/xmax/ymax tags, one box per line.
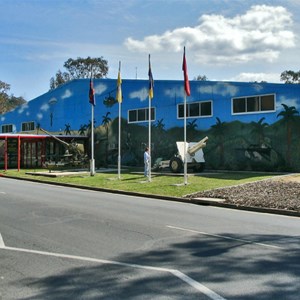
<box><xmin>8</xmin><ymin>232</ymin><xmax>300</xmax><ymax>299</ymax></box>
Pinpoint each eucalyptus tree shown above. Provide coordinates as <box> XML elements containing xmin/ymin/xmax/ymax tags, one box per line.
<box><xmin>0</xmin><ymin>80</ymin><xmax>26</xmax><ymax>113</ymax></box>
<box><xmin>50</xmin><ymin>56</ymin><xmax>109</xmax><ymax>90</ymax></box>
<box><xmin>280</xmin><ymin>70</ymin><xmax>300</xmax><ymax>84</ymax></box>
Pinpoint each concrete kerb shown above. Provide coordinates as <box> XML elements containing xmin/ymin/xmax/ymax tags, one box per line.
<box><xmin>1</xmin><ymin>174</ymin><xmax>300</xmax><ymax>218</ymax></box>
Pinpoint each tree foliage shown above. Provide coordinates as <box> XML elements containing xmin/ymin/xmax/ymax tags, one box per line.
<box><xmin>194</xmin><ymin>75</ymin><xmax>208</xmax><ymax>81</ymax></box>
<box><xmin>280</xmin><ymin>70</ymin><xmax>300</xmax><ymax>84</ymax></box>
<box><xmin>50</xmin><ymin>56</ymin><xmax>109</xmax><ymax>90</ymax></box>
<box><xmin>0</xmin><ymin>80</ymin><xmax>26</xmax><ymax>114</ymax></box>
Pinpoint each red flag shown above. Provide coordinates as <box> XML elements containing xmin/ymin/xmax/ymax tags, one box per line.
<box><xmin>182</xmin><ymin>47</ymin><xmax>191</xmax><ymax>96</ymax></box>
<box><xmin>89</xmin><ymin>78</ymin><xmax>95</xmax><ymax>106</ymax></box>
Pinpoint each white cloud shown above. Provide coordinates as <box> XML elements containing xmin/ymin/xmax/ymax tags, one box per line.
<box><xmin>125</xmin><ymin>5</ymin><xmax>295</xmax><ymax>65</ymax></box>
<box><xmin>277</xmin><ymin>96</ymin><xmax>299</xmax><ymax>110</ymax></box>
<box><xmin>40</xmin><ymin>103</ymin><xmax>49</xmax><ymax>112</ymax></box>
<box><xmin>18</xmin><ymin>103</ymin><xmax>29</xmax><ymax>114</ymax></box>
<box><xmin>37</xmin><ymin>113</ymin><xmax>43</xmax><ymax>120</ymax></box>
<box><xmin>230</xmin><ymin>72</ymin><xmax>281</xmax><ymax>83</ymax></box>
<box><xmin>94</xmin><ymin>83</ymin><xmax>107</xmax><ymax>95</ymax></box>
<box><xmin>164</xmin><ymin>86</ymin><xmax>184</xmax><ymax>98</ymax></box>
<box><xmin>61</xmin><ymin>90</ymin><xmax>72</xmax><ymax>99</ymax></box>
<box><xmin>198</xmin><ymin>83</ymin><xmax>239</xmax><ymax>97</ymax></box>
<box><xmin>129</xmin><ymin>87</ymin><xmax>148</xmax><ymax>102</ymax></box>
<box><xmin>198</xmin><ymin>85</ymin><xmax>213</xmax><ymax>94</ymax></box>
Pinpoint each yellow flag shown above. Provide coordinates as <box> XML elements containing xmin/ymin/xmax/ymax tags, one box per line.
<box><xmin>116</xmin><ymin>62</ymin><xmax>122</xmax><ymax>103</ymax></box>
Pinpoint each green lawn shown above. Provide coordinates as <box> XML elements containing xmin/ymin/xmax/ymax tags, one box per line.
<box><xmin>0</xmin><ymin>168</ymin><xmax>280</xmax><ymax>198</ymax></box>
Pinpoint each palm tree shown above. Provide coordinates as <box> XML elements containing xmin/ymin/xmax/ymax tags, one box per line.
<box><xmin>102</xmin><ymin>112</ymin><xmax>111</xmax><ymax>138</ymax></box>
<box><xmin>86</xmin><ymin>119</ymin><xmax>96</xmax><ymax>137</ymax></box>
<box><xmin>78</xmin><ymin>124</ymin><xmax>87</xmax><ymax>136</ymax></box>
<box><xmin>64</xmin><ymin>123</ymin><xmax>71</xmax><ymax>135</ymax></box>
<box><xmin>187</xmin><ymin>119</ymin><xmax>198</xmax><ymax>140</ymax></box>
<box><xmin>187</xmin><ymin>119</ymin><xmax>198</xmax><ymax>130</ymax></box>
<box><xmin>250</xmin><ymin>117</ymin><xmax>268</xmax><ymax>144</ymax></box>
<box><xmin>277</xmin><ymin>104</ymin><xmax>299</xmax><ymax>166</ymax></box>
<box><xmin>102</xmin><ymin>112</ymin><xmax>111</xmax><ymax>164</ymax></box>
<box><xmin>211</xmin><ymin>117</ymin><xmax>226</xmax><ymax>167</ymax></box>
<box><xmin>155</xmin><ymin>119</ymin><xmax>165</xmax><ymax>132</ymax></box>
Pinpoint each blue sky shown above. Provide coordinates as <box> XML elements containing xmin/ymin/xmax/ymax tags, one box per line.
<box><xmin>1</xmin><ymin>0</ymin><xmax>300</xmax><ymax>101</ymax></box>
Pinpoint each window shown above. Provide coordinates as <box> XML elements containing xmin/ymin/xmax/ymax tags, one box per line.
<box><xmin>21</xmin><ymin>121</ymin><xmax>35</xmax><ymax>131</ymax></box>
<box><xmin>178</xmin><ymin>101</ymin><xmax>212</xmax><ymax>119</ymax></box>
<box><xmin>261</xmin><ymin>95</ymin><xmax>275</xmax><ymax>111</ymax></box>
<box><xmin>128</xmin><ymin>107</ymin><xmax>155</xmax><ymax>123</ymax></box>
<box><xmin>232</xmin><ymin>94</ymin><xmax>275</xmax><ymax>114</ymax></box>
<box><xmin>1</xmin><ymin>124</ymin><xmax>13</xmax><ymax>133</ymax></box>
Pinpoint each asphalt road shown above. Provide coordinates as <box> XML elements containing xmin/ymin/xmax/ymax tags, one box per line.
<box><xmin>0</xmin><ymin>177</ymin><xmax>299</xmax><ymax>299</ymax></box>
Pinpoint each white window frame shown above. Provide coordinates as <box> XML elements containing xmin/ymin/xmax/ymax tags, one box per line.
<box><xmin>231</xmin><ymin>94</ymin><xmax>276</xmax><ymax>115</ymax></box>
<box><xmin>177</xmin><ymin>100</ymin><xmax>213</xmax><ymax>119</ymax></box>
<box><xmin>1</xmin><ymin>124</ymin><xmax>13</xmax><ymax>133</ymax></box>
<box><xmin>21</xmin><ymin>121</ymin><xmax>35</xmax><ymax>131</ymax></box>
<box><xmin>128</xmin><ymin>107</ymin><xmax>156</xmax><ymax>123</ymax></box>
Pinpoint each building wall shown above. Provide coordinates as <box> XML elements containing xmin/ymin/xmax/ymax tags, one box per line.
<box><xmin>1</xmin><ymin>79</ymin><xmax>300</xmax><ymax>171</ymax></box>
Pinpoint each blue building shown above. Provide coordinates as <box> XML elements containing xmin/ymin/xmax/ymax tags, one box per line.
<box><xmin>1</xmin><ymin>79</ymin><xmax>300</xmax><ymax>171</ymax></box>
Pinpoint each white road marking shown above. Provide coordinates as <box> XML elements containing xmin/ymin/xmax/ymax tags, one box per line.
<box><xmin>167</xmin><ymin>225</ymin><xmax>284</xmax><ymax>249</ymax></box>
<box><xmin>0</xmin><ymin>233</ymin><xmax>5</xmax><ymax>248</ymax></box>
<box><xmin>0</xmin><ymin>192</ymin><xmax>6</xmax><ymax>194</ymax></box>
<box><xmin>170</xmin><ymin>269</ymin><xmax>226</xmax><ymax>300</ymax></box>
<box><xmin>0</xmin><ymin>239</ymin><xmax>226</xmax><ymax>300</ymax></box>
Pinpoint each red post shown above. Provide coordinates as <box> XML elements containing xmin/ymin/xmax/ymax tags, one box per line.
<box><xmin>4</xmin><ymin>136</ymin><xmax>7</xmax><ymax>171</ymax></box>
<box><xmin>18</xmin><ymin>136</ymin><xmax>21</xmax><ymax>171</ymax></box>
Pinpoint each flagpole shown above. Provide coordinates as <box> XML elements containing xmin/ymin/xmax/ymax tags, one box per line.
<box><xmin>117</xmin><ymin>61</ymin><xmax>122</xmax><ymax>179</ymax></box>
<box><xmin>182</xmin><ymin>46</ymin><xmax>190</xmax><ymax>185</ymax></box>
<box><xmin>89</xmin><ymin>77</ymin><xmax>95</xmax><ymax>176</ymax></box>
<box><xmin>118</xmin><ymin>94</ymin><xmax>121</xmax><ymax>178</ymax></box>
<box><xmin>90</xmin><ymin>104</ymin><xmax>95</xmax><ymax>176</ymax></box>
<box><xmin>148</xmin><ymin>93</ymin><xmax>152</xmax><ymax>182</ymax></box>
<box><xmin>118</xmin><ymin>101</ymin><xmax>121</xmax><ymax>179</ymax></box>
<box><xmin>184</xmin><ymin>93</ymin><xmax>187</xmax><ymax>185</ymax></box>
<box><xmin>148</xmin><ymin>54</ymin><xmax>153</xmax><ymax>182</ymax></box>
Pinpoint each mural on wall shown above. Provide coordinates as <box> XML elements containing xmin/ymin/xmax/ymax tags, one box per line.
<box><xmin>90</xmin><ymin>103</ymin><xmax>300</xmax><ymax>172</ymax></box>
<box><xmin>1</xmin><ymin>78</ymin><xmax>300</xmax><ymax>172</ymax></box>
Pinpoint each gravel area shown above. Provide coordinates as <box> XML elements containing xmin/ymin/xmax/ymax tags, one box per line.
<box><xmin>185</xmin><ymin>176</ymin><xmax>300</xmax><ymax>213</ymax></box>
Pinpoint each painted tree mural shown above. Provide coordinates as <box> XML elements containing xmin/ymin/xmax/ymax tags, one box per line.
<box><xmin>102</xmin><ymin>112</ymin><xmax>111</xmax><ymax>164</ymax></box>
<box><xmin>78</xmin><ymin>124</ymin><xmax>87</xmax><ymax>136</ymax></box>
<box><xmin>64</xmin><ymin>123</ymin><xmax>71</xmax><ymax>135</ymax></box>
<box><xmin>187</xmin><ymin>119</ymin><xmax>198</xmax><ymax>140</ymax></box>
<box><xmin>250</xmin><ymin>117</ymin><xmax>268</xmax><ymax>144</ymax></box>
<box><xmin>211</xmin><ymin>117</ymin><xmax>227</xmax><ymax>167</ymax></box>
<box><xmin>277</xmin><ymin>104</ymin><xmax>299</xmax><ymax>166</ymax></box>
